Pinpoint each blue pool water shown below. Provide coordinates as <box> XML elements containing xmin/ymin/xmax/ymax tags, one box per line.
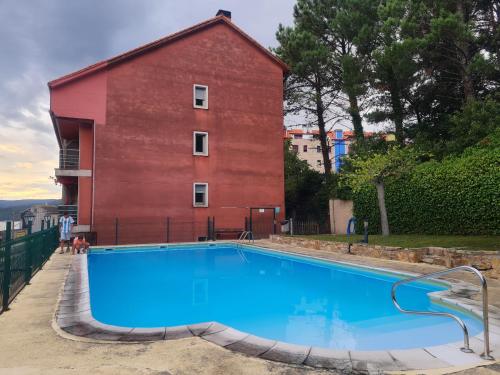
<box><xmin>87</xmin><ymin>244</ymin><xmax>482</xmax><ymax>350</ymax></box>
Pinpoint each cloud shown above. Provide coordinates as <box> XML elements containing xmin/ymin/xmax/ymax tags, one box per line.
<box><xmin>0</xmin><ymin>144</ymin><xmax>25</xmax><ymax>154</ymax></box>
<box><xmin>15</xmin><ymin>162</ymin><xmax>33</xmax><ymax>169</ymax></box>
<box><xmin>0</xmin><ymin>0</ymin><xmax>295</xmax><ymax>199</ymax></box>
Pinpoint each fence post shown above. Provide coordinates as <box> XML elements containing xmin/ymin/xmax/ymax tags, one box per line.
<box><xmin>41</xmin><ymin>226</ymin><xmax>48</xmax><ymax>266</ymax></box>
<box><xmin>24</xmin><ymin>235</ymin><xmax>33</xmax><ymax>284</ymax></box>
<box><xmin>272</xmin><ymin>208</ymin><xmax>276</xmax><ymax>235</ymax></box>
<box><xmin>115</xmin><ymin>218</ymin><xmax>119</xmax><ymax>245</ymax></box>
<box><xmin>249</xmin><ymin>209</ymin><xmax>253</xmax><ymax>234</ymax></box>
<box><xmin>290</xmin><ymin>218</ymin><xmax>294</xmax><ymax>236</ymax></box>
<box><xmin>212</xmin><ymin>216</ymin><xmax>216</xmax><ymax>241</ymax></box>
<box><xmin>2</xmin><ymin>221</ymin><xmax>12</xmax><ymax>311</ymax></box>
<box><xmin>166</xmin><ymin>217</ymin><xmax>170</xmax><ymax>243</ymax></box>
<box><xmin>206</xmin><ymin>217</ymin><xmax>211</xmax><ymax>240</ymax></box>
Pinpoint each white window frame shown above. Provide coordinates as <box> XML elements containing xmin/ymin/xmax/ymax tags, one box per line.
<box><xmin>193</xmin><ymin>182</ymin><xmax>208</xmax><ymax>207</ymax></box>
<box><xmin>193</xmin><ymin>84</ymin><xmax>208</xmax><ymax>109</ymax></box>
<box><xmin>193</xmin><ymin>131</ymin><xmax>209</xmax><ymax>156</ymax></box>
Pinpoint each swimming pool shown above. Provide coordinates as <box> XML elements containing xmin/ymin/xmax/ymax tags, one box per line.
<box><xmin>87</xmin><ymin>243</ymin><xmax>483</xmax><ymax>350</ymax></box>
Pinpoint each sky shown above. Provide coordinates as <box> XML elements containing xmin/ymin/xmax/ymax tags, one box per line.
<box><xmin>0</xmin><ymin>0</ymin><xmax>296</xmax><ymax>200</ymax></box>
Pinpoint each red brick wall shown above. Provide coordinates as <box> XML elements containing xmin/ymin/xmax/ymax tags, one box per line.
<box><xmin>92</xmin><ymin>22</ymin><xmax>284</xmax><ymax>244</ymax></box>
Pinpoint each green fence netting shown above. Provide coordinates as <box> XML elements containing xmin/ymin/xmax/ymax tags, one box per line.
<box><xmin>0</xmin><ymin>226</ymin><xmax>59</xmax><ymax>313</ymax></box>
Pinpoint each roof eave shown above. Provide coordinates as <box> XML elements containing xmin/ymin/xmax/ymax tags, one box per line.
<box><xmin>49</xmin><ymin>110</ymin><xmax>62</xmax><ymax>149</ymax></box>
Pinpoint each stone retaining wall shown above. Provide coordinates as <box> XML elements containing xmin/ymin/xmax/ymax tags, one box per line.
<box><xmin>269</xmin><ymin>235</ymin><xmax>500</xmax><ymax>279</ymax></box>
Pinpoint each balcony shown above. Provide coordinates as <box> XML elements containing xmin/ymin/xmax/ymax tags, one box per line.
<box><xmin>59</xmin><ymin>148</ymin><xmax>79</xmax><ymax>169</ymax></box>
<box><xmin>55</xmin><ymin>148</ymin><xmax>91</xmax><ymax>178</ymax></box>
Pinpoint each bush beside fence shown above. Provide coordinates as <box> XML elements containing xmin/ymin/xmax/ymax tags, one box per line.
<box><xmin>0</xmin><ymin>225</ymin><xmax>59</xmax><ymax>313</ymax></box>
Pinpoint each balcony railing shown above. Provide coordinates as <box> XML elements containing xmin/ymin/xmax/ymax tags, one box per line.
<box><xmin>57</xmin><ymin>205</ymin><xmax>78</xmax><ymax>225</ymax></box>
<box><xmin>59</xmin><ymin>149</ymin><xmax>79</xmax><ymax>169</ymax></box>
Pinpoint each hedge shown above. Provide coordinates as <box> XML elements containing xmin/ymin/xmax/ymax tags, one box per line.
<box><xmin>353</xmin><ymin>141</ymin><xmax>500</xmax><ymax>235</ymax></box>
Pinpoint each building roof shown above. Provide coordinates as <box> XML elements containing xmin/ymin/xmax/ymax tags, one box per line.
<box><xmin>48</xmin><ymin>15</ymin><xmax>288</xmax><ymax>88</ymax></box>
<box><xmin>284</xmin><ymin>128</ymin><xmax>375</xmax><ymax>140</ymax></box>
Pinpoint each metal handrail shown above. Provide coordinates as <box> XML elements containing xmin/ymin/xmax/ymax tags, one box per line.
<box><xmin>59</xmin><ymin>148</ymin><xmax>80</xmax><ymax>169</ymax></box>
<box><xmin>238</xmin><ymin>231</ymin><xmax>254</xmax><ymax>243</ymax></box>
<box><xmin>392</xmin><ymin>265</ymin><xmax>494</xmax><ymax>360</ymax></box>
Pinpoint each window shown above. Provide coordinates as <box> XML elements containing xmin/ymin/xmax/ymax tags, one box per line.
<box><xmin>193</xmin><ymin>183</ymin><xmax>208</xmax><ymax>207</ymax></box>
<box><xmin>193</xmin><ymin>84</ymin><xmax>208</xmax><ymax>109</ymax></box>
<box><xmin>292</xmin><ymin>145</ymin><xmax>299</xmax><ymax>153</ymax></box>
<box><xmin>316</xmin><ymin>145</ymin><xmax>321</xmax><ymax>153</ymax></box>
<box><xmin>303</xmin><ymin>145</ymin><xmax>308</xmax><ymax>152</ymax></box>
<box><xmin>193</xmin><ymin>132</ymin><xmax>208</xmax><ymax>156</ymax></box>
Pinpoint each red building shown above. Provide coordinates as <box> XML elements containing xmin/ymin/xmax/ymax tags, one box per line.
<box><xmin>49</xmin><ymin>10</ymin><xmax>288</xmax><ymax>245</ymax></box>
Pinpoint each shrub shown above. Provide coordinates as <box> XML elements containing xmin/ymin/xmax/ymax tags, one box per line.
<box><xmin>353</xmin><ymin>132</ymin><xmax>500</xmax><ymax>235</ymax></box>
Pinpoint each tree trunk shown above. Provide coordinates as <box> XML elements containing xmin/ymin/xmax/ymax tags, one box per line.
<box><xmin>316</xmin><ymin>88</ymin><xmax>332</xmax><ymax>175</ymax></box>
<box><xmin>462</xmin><ymin>70</ymin><xmax>474</xmax><ymax>102</ymax></box>
<box><xmin>456</xmin><ymin>1</ymin><xmax>475</xmax><ymax>102</ymax></box>
<box><xmin>388</xmin><ymin>72</ymin><xmax>405</xmax><ymax>145</ymax></box>
<box><xmin>347</xmin><ymin>92</ymin><xmax>364</xmax><ymax>142</ymax></box>
<box><xmin>375</xmin><ymin>181</ymin><xmax>390</xmax><ymax>236</ymax></box>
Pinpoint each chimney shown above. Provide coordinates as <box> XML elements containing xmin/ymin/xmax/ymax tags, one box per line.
<box><xmin>216</xmin><ymin>9</ymin><xmax>231</xmax><ymax>19</ymax></box>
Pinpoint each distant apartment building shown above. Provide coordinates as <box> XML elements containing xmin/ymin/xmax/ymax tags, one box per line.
<box><xmin>48</xmin><ymin>11</ymin><xmax>287</xmax><ymax>244</ymax></box>
<box><xmin>284</xmin><ymin>129</ymin><xmax>352</xmax><ymax>173</ymax></box>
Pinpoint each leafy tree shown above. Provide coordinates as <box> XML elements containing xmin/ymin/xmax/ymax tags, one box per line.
<box><xmin>291</xmin><ymin>0</ymin><xmax>379</xmax><ymax>143</ymax></box>
<box><xmin>366</xmin><ymin>1</ymin><xmax>423</xmax><ymax>145</ymax></box>
<box><xmin>275</xmin><ymin>25</ymin><xmax>339</xmax><ymax>175</ymax></box>
<box><xmin>447</xmin><ymin>94</ymin><xmax>500</xmax><ymax>153</ymax></box>
<box><xmin>342</xmin><ymin>147</ymin><xmax>426</xmax><ymax>235</ymax></box>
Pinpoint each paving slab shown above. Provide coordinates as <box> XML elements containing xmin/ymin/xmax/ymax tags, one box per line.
<box><xmin>350</xmin><ymin>350</ymin><xmax>400</xmax><ymax>371</ymax></box>
<box><xmin>226</xmin><ymin>334</ymin><xmax>277</xmax><ymax>357</ymax></box>
<box><xmin>188</xmin><ymin>322</ymin><xmax>213</xmax><ymax>336</ymax></box>
<box><xmin>304</xmin><ymin>347</ymin><xmax>351</xmax><ymax>370</ymax></box>
<box><xmin>164</xmin><ymin>325</ymin><xmax>193</xmax><ymax>340</ymax></box>
<box><xmin>120</xmin><ymin>327</ymin><xmax>166</xmax><ymax>341</ymax></box>
<box><xmin>260</xmin><ymin>341</ymin><xmax>311</xmax><ymax>365</ymax></box>
<box><xmin>389</xmin><ymin>348</ymin><xmax>451</xmax><ymax>370</ymax></box>
<box><xmin>425</xmin><ymin>344</ymin><xmax>484</xmax><ymax>366</ymax></box>
<box><xmin>202</xmin><ymin>327</ymin><xmax>248</xmax><ymax>347</ymax></box>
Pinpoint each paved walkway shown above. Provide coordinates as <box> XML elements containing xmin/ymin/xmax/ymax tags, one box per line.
<box><xmin>0</xmin><ymin>244</ymin><xmax>499</xmax><ymax>374</ymax></box>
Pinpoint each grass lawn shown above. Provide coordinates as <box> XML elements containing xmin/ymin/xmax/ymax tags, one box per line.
<box><xmin>297</xmin><ymin>234</ymin><xmax>500</xmax><ymax>251</ymax></box>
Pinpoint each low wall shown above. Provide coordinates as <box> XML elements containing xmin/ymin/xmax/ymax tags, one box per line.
<box><xmin>269</xmin><ymin>235</ymin><xmax>500</xmax><ymax>279</ymax></box>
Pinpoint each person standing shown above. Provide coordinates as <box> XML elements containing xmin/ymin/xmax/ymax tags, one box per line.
<box><xmin>59</xmin><ymin>212</ymin><xmax>74</xmax><ymax>254</ymax></box>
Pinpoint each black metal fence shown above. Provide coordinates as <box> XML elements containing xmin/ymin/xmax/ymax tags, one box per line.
<box><xmin>0</xmin><ymin>223</ymin><xmax>59</xmax><ymax>313</ymax></box>
<box><xmin>287</xmin><ymin>218</ymin><xmax>331</xmax><ymax>235</ymax></box>
<box><xmin>89</xmin><ymin>215</ymin><xmax>282</xmax><ymax>245</ymax></box>
<box><xmin>91</xmin><ymin>217</ymin><xmax>216</xmax><ymax>245</ymax></box>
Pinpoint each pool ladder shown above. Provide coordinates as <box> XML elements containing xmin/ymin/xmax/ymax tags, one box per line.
<box><xmin>392</xmin><ymin>265</ymin><xmax>494</xmax><ymax>360</ymax></box>
<box><xmin>238</xmin><ymin>231</ymin><xmax>254</xmax><ymax>244</ymax></box>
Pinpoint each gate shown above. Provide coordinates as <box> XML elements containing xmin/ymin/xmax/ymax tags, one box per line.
<box><xmin>246</xmin><ymin>207</ymin><xmax>278</xmax><ymax>239</ymax></box>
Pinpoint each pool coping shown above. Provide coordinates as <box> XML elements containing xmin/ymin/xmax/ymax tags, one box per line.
<box><xmin>54</xmin><ymin>243</ymin><xmax>500</xmax><ymax>373</ymax></box>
